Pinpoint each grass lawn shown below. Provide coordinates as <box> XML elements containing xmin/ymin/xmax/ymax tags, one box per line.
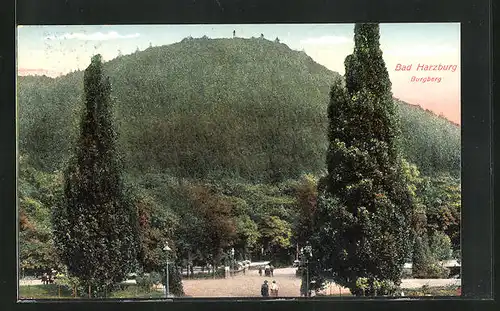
<box><xmin>19</xmin><ymin>284</ymin><xmax>460</xmax><ymax>299</ymax></box>
<box><xmin>19</xmin><ymin>284</ymin><xmax>75</xmax><ymax>299</ymax></box>
<box><xmin>316</xmin><ymin>285</ymin><xmax>460</xmax><ymax>298</ymax></box>
<box><xmin>403</xmin><ymin>285</ymin><xmax>460</xmax><ymax>297</ymax></box>
<box><xmin>19</xmin><ymin>284</ymin><xmax>165</xmax><ymax>300</ymax></box>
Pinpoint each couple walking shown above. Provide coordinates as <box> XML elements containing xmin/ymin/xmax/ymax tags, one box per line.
<box><xmin>261</xmin><ymin>280</ymin><xmax>279</xmax><ymax>298</ymax></box>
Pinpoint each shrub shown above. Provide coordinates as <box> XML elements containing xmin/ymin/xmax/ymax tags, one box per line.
<box><xmin>413</xmin><ymin>262</ymin><xmax>450</xmax><ymax>279</ymax></box>
<box><xmin>378</xmin><ymin>280</ymin><xmax>398</xmax><ymax>296</ymax></box>
<box><xmin>136</xmin><ymin>273</ymin><xmax>154</xmax><ymax>292</ymax></box>
<box><xmin>429</xmin><ymin>232</ymin><xmax>453</xmax><ymax>261</ymax></box>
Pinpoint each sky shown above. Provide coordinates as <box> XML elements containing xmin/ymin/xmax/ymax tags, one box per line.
<box><xmin>17</xmin><ymin>23</ymin><xmax>461</xmax><ymax>124</ymax></box>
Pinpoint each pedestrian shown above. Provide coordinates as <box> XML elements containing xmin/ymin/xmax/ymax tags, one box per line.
<box><xmin>270</xmin><ymin>280</ymin><xmax>279</xmax><ymax>297</ymax></box>
<box><xmin>41</xmin><ymin>273</ymin><xmax>48</xmax><ymax>285</ymax></box>
<box><xmin>261</xmin><ymin>280</ymin><xmax>269</xmax><ymax>297</ymax></box>
<box><xmin>270</xmin><ymin>264</ymin><xmax>274</xmax><ymax>277</ymax></box>
<box><xmin>265</xmin><ymin>264</ymin><xmax>270</xmax><ymax>277</ymax></box>
<box><xmin>48</xmin><ymin>273</ymin><xmax>54</xmax><ymax>284</ymax></box>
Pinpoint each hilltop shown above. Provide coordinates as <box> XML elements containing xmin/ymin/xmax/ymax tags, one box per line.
<box><xmin>17</xmin><ymin>37</ymin><xmax>460</xmax><ymax>180</ymax></box>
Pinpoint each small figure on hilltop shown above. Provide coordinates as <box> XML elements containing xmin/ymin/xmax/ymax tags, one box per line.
<box><xmin>270</xmin><ymin>280</ymin><xmax>279</xmax><ymax>298</ymax></box>
<box><xmin>261</xmin><ymin>280</ymin><xmax>269</xmax><ymax>297</ymax></box>
<box><xmin>233</xmin><ymin>30</ymin><xmax>236</xmax><ymax>38</ymax></box>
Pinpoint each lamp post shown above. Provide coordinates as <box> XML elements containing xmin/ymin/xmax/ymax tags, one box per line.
<box><xmin>230</xmin><ymin>248</ymin><xmax>235</xmax><ymax>277</ymax></box>
<box><xmin>301</xmin><ymin>242</ymin><xmax>313</xmax><ymax>297</ymax></box>
<box><xmin>163</xmin><ymin>242</ymin><xmax>172</xmax><ymax>298</ymax></box>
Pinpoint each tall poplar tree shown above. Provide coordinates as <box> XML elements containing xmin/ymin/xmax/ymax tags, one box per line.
<box><xmin>52</xmin><ymin>55</ymin><xmax>139</xmax><ymax>297</ymax></box>
<box><xmin>311</xmin><ymin>23</ymin><xmax>414</xmax><ymax>296</ymax></box>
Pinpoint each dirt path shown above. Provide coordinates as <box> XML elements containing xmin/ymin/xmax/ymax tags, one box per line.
<box><xmin>180</xmin><ymin>268</ymin><xmax>461</xmax><ymax>297</ymax></box>
<box><xmin>181</xmin><ymin>268</ymin><xmax>349</xmax><ymax>297</ymax></box>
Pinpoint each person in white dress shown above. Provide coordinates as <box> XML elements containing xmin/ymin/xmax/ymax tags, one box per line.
<box><xmin>270</xmin><ymin>280</ymin><xmax>279</xmax><ymax>297</ymax></box>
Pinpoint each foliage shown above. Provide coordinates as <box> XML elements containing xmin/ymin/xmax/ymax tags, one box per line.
<box><xmin>19</xmin><ymin>284</ymin><xmax>75</xmax><ymax>299</ymax></box>
<box><xmin>396</xmin><ymin>100</ymin><xmax>460</xmax><ymax>177</ymax></box>
<box><xmin>412</xmin><ymin>236</ymin><xmax>431</xmax><ymax>277</ymax></box>
<box><xmin>419</xmin><ymin>174</ymin><xmax>461</xmax><ymax>250</ymax></box>
<box><xmin>54</xmin><ymin>271</ymin><xmax>81</xmax><ymax>295</ymax></box>
<box><xmin>412</xmin><ymin>235</ymin><xmax>450</xmax><ymax>279</ymax></box>
<box><xmin>18</xmin><ymin>284</ymin><xmax>166</xmax><ymax>299</ymax></box>
<box><xmin>17</xmin><ymin>38</ymin><xmax>459</xmax><ymax>183</ymax></box>
<box><xmin>110</xmin><ymin>285</ymin><xmax>165</xmax><ymax>299</ymax></box>
<box><xmin>17</xmin><ymin>35</ymin><xmax>460</xmax><ymax>293</ymax></box>
<box><xmin>136</xmin><ymin>271</ymin><xmax>162</xmax><ymax>292</ymax></box>
<box><xmin>312</xmin><ymin>23</ymin><xmax>415</xmax><ymax>296</ymax></box>
<box><xmin>428</xmin><ymin>231</ymin><xmax>453</xmax><ymax>261</ymax></box>
<box><xmin>259</xmin><ymin>216</ymin><xmax>292</xmax><ymax>249</ymax></box>
<box><xmin>235</xmin><ymin>215</ymin><xmax>261</xmax><ymax>255</ymax></box>
<box><xmin>294</xmin><ymin>174</ymin><xmax>318</xmax><ymax>247</ymax></box>
<box><xmin>133</xmin><ymin>188</ymin><xmax>180</xmax><ymax>273</ymax></box>
<box><xmin>378</xmin><ymin>279</ymin><xmax>398</xmax><ymax>296</ymax></box>
<box><xmin>18</xmin><ymin>155</ymin><xmax>63</xmax><ymax>274</ymax></box>
<box><xmin>162</xmin><ymin>263</ymin><xmax>184</xmax><ymax>296</ymax></box>
<box><xmin>185</xmin><ymin>184</ymin><xmax>238</xmax><ymax>269</ymax></box>
<box><xmin>404</xmin><ymin>285</ymin><xmax>460</xmax><ymax>297</ymax></box>
<box><xmin>52</xmin><ymin>55</ymin><xmax>139</xmax><ymax>297</ymax></box>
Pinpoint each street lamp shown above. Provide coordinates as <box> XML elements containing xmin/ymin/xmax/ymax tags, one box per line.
<box><xmin>163</xmin><ymin>242</ymin><xmax>172</xmax><ymax>298</ymax></box>
<box><xmin>301</xmin><ymin>242</ymin><xmax>313</xmax><ymax>297</ymax></box>
<box><xmin>230</xmin><ymin>248</ymin><xmax>235</xmax><ymax>277</ymax></box>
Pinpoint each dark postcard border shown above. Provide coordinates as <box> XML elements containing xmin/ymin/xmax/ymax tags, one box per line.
<box><xmin>1</xmin><ymin>0</ymin><xmax>16</xmax><ymax>310</ymax></box>
<box><xmin>4</xmin><ymin>0</ymin><xmax>494</xmax><ymax>311</ymax></box>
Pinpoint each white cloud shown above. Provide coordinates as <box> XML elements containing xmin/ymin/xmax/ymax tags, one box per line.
<box><xmin>45</xmin><ymin>31</ymin><xmax>140</xmax><ymax>41</ymax></box>
<box><xmin>384</xmin><ymin>45</ymin><xmax>458</xmax><ymax>57</ymax></box>
<box><xmin>300</xmin><ymin>35</ymin><xmax>352</xmax><ymax>46</ymax></box>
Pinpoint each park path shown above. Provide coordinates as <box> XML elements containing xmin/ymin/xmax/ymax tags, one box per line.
<box><xmin>181</xmin><ymin>268</ymin><xmax>461</xmax><ymax>297</ymax></box>
<box><xmin>181</xmin><ymin>268</ymin><xmax>347</xmax><ymax>297</ymax></box>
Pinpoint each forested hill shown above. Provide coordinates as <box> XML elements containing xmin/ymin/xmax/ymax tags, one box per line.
<box><xmin>17</xmin><ymin>37</ymin><xmax>460</xmax><ymax>181</ymax></box>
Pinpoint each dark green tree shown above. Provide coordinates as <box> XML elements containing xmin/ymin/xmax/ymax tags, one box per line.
<box><xmin>52</xmin><ymin>55</ymin><xmax>139</xmax><ymax>297</ymax></box>
<box><xmin>311</xmin><ymin>23</ymin><xmax>414</xmax><ymax>296</ymax></box>
<box><xmin>294</xmin><ymin>174</ymin><xmax>318</xmax><ymax>247</ymax></box>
